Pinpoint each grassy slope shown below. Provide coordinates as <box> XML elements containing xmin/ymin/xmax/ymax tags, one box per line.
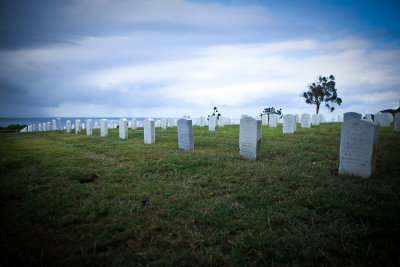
<box><xmin>0</xmin><ymin>124</ymin><xmax>399</xmax><ymax>266</ymax></box>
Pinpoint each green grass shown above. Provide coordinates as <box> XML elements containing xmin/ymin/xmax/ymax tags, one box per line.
<box><xmin>0</xmin><ymin>124</ymin><xmax>399</xmax><ymax>266</ymax></box>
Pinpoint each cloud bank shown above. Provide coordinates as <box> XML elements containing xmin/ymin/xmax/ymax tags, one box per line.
<box><xmin>0</xmin><ymin>0</ymin><xmax>399</xmax><ymax>119</ymax></box>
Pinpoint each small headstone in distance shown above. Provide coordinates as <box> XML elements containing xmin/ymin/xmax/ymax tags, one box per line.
<box><xmin>338</xmin><ymin>119</ymin><xmax>378</xmax><ymax>178</ymax></box>
<box><xmin>343</xmin><ymin>112</ymin><xmax>362</xmax><ymax>121</ymax></box>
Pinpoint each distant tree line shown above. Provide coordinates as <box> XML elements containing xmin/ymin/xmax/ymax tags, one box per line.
<box><xmin>0</xmin><ymin>124</ymin><xmax>27</xmax><ymax>131</ymax></box>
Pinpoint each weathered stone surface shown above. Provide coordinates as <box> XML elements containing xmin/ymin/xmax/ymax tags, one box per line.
<box><xmin>239</xmin><ymin>115</ymin><xmax>261</xmax><ymax>160</ymax></box>
<box><xmin>338</xmin><ymin>120</ymin><xmax>378</xmax><ymax>178</ymax></box>
<box><xmin>86</xmin><ymin>119</ymin><xmax>92</xmax><ymax>136</ymax></box>
<box><xmin>283</xmin><ymin>114</ymin><xmax>296</xmax><ymax>134</ymax></box>
<box><xmin>119</xmin><ymin>118</ymin><xmax>128</xmax><ymax>139</ymax></box>
<box><xmin>343</xmin><ymin>112</ymin><xmax>362</xmax><ymax>121</ymax></box>
<box><xmin>101</xmin><ymin>119</ymin><xmax>108</xmax><ymax>136</ymax></box>
<box><xmin>177</xmin><ymin>119</ymin><xmax>194</xmax><ymax>150</ymax></box>
<box><xmin>301</xmin><ymin>113</ymin><xmax>311</xmax><ymax>128</ymax></box>
<box><xmin>144</xmin><ymin>118</ymin><xmax>155</xmax><ymax>144</ymax></box>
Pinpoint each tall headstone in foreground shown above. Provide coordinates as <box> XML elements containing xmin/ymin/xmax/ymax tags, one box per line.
<box><xmin>100</xmin><ymin>119</ymin><xmax>108</xmax><ymax>137</ymax></box>
<box><xmin>119</xmin><ymin>118</ymin><xmax>128</xmax><ymax>139</ymax></box>
<box><xmin>311</xmin><ymin>114</ymin><xmax>319</xmax><ymax>125</ymax></box>
<box><xmin>75</xmin><ymin>119</ymin><xmax>81</xmax><ymax>134</ymax></box>
<box><xmin>269</xmin><ymin>114</ymin><xmax>278</xmax><ymax>127</ymax></box>
<box><xmin>301</xmin><ymin>113</ymin><xmax>311</xmax><ymax>128</ymax></box>
<box><xmin>86</xmin><ymin>119</ymin><xmax>92</xmax><ymax>136</ymax></box>
<box><xmin>394</xmin><ymin>113</ymin><xmax>400</xmax><ymax>131</ymax></box>
<box><xmin>66</xmin><ymin>120</ymin><xmax>71</xmax><ymax>133</ymax></box>
<box><xmin>177</xmin><ymin>119</ymin><xmax>194</xmax><ymax>150</ymax></box>
<box><xmin>343</xmin><ymin>112</ymin><xmax>362</xmax><ymax>121</ymax></box>
<box><xmin>209</xmin><ymin>116</ymin><xmax>217</xmax><ymax>131</ymax></box>
<box><xmin>57</xmin><ymin>118</ymin><xmax>61</xmax><ymax>130</ymax></box>
<box><xmin>239</xmin><ymin>115</ymin><xmax>262</xmax><ymax>160</ymax></box>
<box><xmin>283</xmin><ymin>114</ymin><xmax>296</xmax><ymax>134</ymax></box>
<box><xmin>380</xmin><ymin>113</ymin><xmax>392</xmax><ymax>127</ymax></box>
<box><xmin>338</xmin><ymin>120</ymin><xmax>378</xmax><ymax>178</ymax></box>
<box><xmin>144</xmin><ymin>118</ymin><xmax>155</xmax><ymax>144</ymax></box>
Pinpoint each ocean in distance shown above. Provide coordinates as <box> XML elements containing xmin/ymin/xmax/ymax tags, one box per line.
<box><xmin>0</xmin><ymin>117</ymin><xmax>159</xmax><ymax>128</ymax></box>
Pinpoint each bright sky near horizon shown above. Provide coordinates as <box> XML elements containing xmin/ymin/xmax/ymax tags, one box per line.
<box><xmin>0</xmin><ymin>0</ymin><xmax>399</xmax><ymax>120</ymax></box>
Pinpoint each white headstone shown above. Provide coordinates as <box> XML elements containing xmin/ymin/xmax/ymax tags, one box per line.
<box><xmin>38</xmin><ymin>123</ymin><xmax>42</xmax><ymax>132</ymax></box>
<box><xmin>380</xmin><ymin>113</ymin><xmax>392</xmax><ymax>127</ymax></box>
<box><xmin>119</xmin><ymin>118</ymin><xmax>128</xmax><ymax>139</ymax></box>
<box><xmin>177</xmin><ymin>119</ymin><xmax>194</xmax><ymax>150</ymax></box>
<box><xmin>343</xmin><ymin>112</ymin><xmax>362</xmax><ymax>121</ymax></box>
<box><xmin>100</xmin><ymin>119</ymin><xmax>108</xmax><ymax>136</ymax></box>
<box><xmin>66</xmin><ymin>120</ymin><xmax>71</xmax><ymax>133</ymax></box>
<box><xmin>161</xmin><ymin>117</ymin><xmax>168</xmax><ymax>130</ymax></box>
<box><xmin>269</xmin><ymin>114</ymin><xmax>278</xmax><ymax>127</ymax></box>
<box><xmin>209</xmin><ymin>116</ymin><xmax>217</xmax><ymax>131</ymax></box>
<box><xmin>262</xmin><ymin>115</ymin><xmax>268</xmax><ymax>125</ymax></box>
<box><xmin>94</xmin><ymin>121</ymin><xmax>99</xmax><ymax>128</ymax></box>
<box><xmin>311</xmin><ymin>114</ymin><xmax>319</xmax><ymax>125</ymax></box>
<box><xmin>144</xmin><ymin>118</ymin><xmax>155</xmax><ymax>144</ymax></box>
<box><xmin>47</xmin><ymin>122</ymin><xmax>51</xmax><ymax>131</ymax></box>
<box><xmin>198</xmin><ymin>116</ymin><xmax>206</xmax><ymax>127</ymax></box>
<box><xmin>86</xmin><ymin>119</ymin><xmax>92</xmax><ymax>136</ymax></box>
<box><xmin>131</xmin><ymin>118</ymin><xmax>137</xmax><ymax>130</ymax></box>
<box><xmin>239</xmin><ymin>115</ymin><xmax>262</xmax><ymax>160</ymax></box>
<box><xmin>82</xmin><ymin>123</ymin><xmax>85</xmax><ymax>129</ymax></box>
<box><xmin>283</xmin><ymin>114</ymin><xmax>296</xmax><ymax>134</ymax></box>
<box><xmin>338</xmin><ymin>115</ymin><xmax>343</xmax><ymax>122</ymax></box>
<box><xmin>301</xmin><ymin>113</ymin><xmax>311</xmax><ymax>128</ymax></box>
<box><xmin>75</xmin><ymin>119</ymin><xmax>81</xmax><ymax>133</ymax></box>
<box><xmin>338</xmin><ymin>120</ymin><xmax>378</xmax><ymax>178</ymax></box>
<box><xmin>52</xmin><ymin>119</ymin><xmax>56</xmax><ymax>131</ymax></box>
<box><xmin>395</xmin><ymin>113</ymin><xmax>400</xmax><ymax>131</ymax></box>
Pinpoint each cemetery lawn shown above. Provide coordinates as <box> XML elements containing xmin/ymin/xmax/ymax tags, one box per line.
<box><xmin>0</xmin><ymin>124</ymin><xmax>399</xmax><ymax>266</ymax></box>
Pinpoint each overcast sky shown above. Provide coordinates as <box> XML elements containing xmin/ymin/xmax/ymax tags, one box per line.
<box><xmin>1</xmin><ymin>0</ymin><xmax>399</xmax><ymax>119</ymax></box>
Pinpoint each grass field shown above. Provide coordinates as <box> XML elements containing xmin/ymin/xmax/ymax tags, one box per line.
<box><xmin>0</xmin><ymin>123</ymin><xmax>399</xmax><ymax>266</ymax></box>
